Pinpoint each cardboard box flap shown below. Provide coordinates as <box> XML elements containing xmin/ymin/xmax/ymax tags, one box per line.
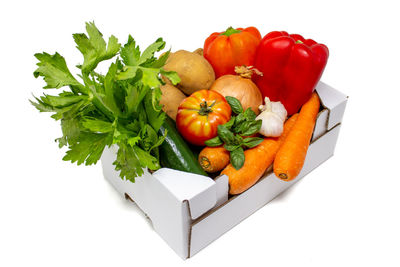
<box><xmin>152</xmin><ymin>168</ymin><xmax>217</xmax><ymax>220</ymax></box>
<box><xmin>214</xmin><ymin>175</ymin><xmax>229</xmax><ymax>207</ymax></box>
<box><xmin>189</xmin><ymin>124</ymin><xmax>343</xmax><ymax>257</ymax></box>
<box><xmin>316</xmin><ymin>81</ymin><xmax>348</xmax><ymax>130</ymax></box>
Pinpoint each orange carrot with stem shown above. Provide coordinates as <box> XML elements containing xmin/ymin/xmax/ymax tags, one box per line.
<box><xmin>222</xmin><ymin>114</ymin><xmax>299</xmax><ymax>195</ymax></box>
<box><xmin>274</xmin><ymin>92</ymin><xmax>321</xmax><ymax>181</ymax></box>
<box><xmin>199</xmin><ymin>146</ymin><xmax>230</xmax><ymax>173</ymax></box>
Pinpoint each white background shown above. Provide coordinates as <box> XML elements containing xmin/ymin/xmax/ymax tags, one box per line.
<box><xmin>1</xmin><ymin>0</ymin><xmax>399</xmax><ymax>266</ymax></box>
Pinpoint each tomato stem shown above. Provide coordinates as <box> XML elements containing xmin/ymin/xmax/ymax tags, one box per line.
<box><xmin>198</xmin><ymin>100</ymin><xmax>216</xmax><ymax>116</ymax></box>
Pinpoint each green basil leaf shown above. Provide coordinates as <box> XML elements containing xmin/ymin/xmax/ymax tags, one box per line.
<box><xmin>217</xmin><ymin>125</ymin><xmax>236</xmax><ymax>144</ymax></box>
<box><xmin>224</xmin><ymin>144</ymin><xmax>239</xmax><ymax>152</ymax></box>
<box><xmin>244</xmin><ymin>107</ymin><xmax>257</xmax><ymax>121</ymax></box>
<box><xmin>233</xmin><ymin>113</ymin><xmax>246</xmax><ymax>133</ymax></box>
<box><xmin>234</xmin><ymin>120</ymin><xmax>250</xmax><ymax>134</ymax></box>
<box><xmin>230</xmin><ymin>147</ymin><xmax>245</xmax><ymax>170</ymax></box>
<box><xmin>234</xmin><ymin>134</ymin><xmax>243</xmax><ymax>145</ymax></box>
<box><xmin>243</xmin><ymin>137</ymin><xmax>264</xmax><ymax>148</ymax></box>
<box><xmin>224</xmin><ymin>116</ymin><xmax>235</xmax><ymax>129</ymax></box>
<box><xmin>205</xmin><ymin>136</ymin><xmax>223</xmax><ymax>147</ymax></box>
<box><xmin>240</xmin><ymin>120</ymin><xmax>262</xmax><ymax>136</ymax></box>
<box><xmin>225</xmin><ymin>96</ymin><xmax>243</xmax><ymax>114</ymax></box>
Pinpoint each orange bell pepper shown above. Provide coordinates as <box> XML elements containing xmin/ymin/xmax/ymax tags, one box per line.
<box><xmin>203</xmin><ymin>26</ymin><xmax>261</xmax><ymax>78</ymax></box>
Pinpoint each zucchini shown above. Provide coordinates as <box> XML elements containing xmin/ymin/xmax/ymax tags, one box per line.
<box><xmin>159</xmin><ymin>116</ymin><xmax>208</xmax><ymax>176</ymax></box>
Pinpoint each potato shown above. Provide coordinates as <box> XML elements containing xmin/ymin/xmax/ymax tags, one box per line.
<box><xmin>193</xmin><ymin>48</ymin><xmax>203</xmax><ymax>56</ymax></box>
<box><xmin>160</xmin><ymin>84</ymin><xmax>186</xmax><ymax>121</ymax></box>
<box><xmin>163</xmin><ymin>50</ymin><xmax>215</xmax><ymax>95</ymax></box>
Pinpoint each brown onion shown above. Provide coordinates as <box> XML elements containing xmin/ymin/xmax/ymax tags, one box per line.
<box><xmin>210</xmin><ymin>66</ymin><xmax>263</xmax><ymax>115</ymax></box>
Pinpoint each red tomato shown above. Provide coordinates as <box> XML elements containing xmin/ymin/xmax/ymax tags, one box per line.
<box><xmin>176</xmin><ymin>90</ymin><xmax>231</xmax><ymax>146</ymax></box>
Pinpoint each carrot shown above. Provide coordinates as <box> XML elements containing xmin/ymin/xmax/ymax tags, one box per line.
<box><xmin>222</xmin><ymin>114</ymin><xmax>299</xmax><ymax>195</ymax></box>
<box><xmin>199</xmin><ymin>146</ymin><xmax>230</xmax><ymax>173</ymax></box>
<box><xmin>274</xmin><ymin>92</ymin><xmax>321</xmax><ymax>181</ymax></box>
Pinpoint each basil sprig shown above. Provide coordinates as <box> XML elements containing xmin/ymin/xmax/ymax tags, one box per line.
<box><xmin>204</xmin><ymin>97</ymin><xmax>263</xmax><ymax>170</ymax></box>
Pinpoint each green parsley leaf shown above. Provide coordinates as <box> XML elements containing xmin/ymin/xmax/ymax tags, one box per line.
<box><xmin>113</xmin><ymin>143</ymin><xmax>144</xmax><ymax>182</ymax></box>
<box><xmin>132</xmin><ymin>146</ymin><xmax>160</xmax><ymax>170</ymax></box>
<box><xmin>125</xmin><ymin>83</ymin><xmax>149</xmax><ymax>115</ymax></box>
<box><xmin>40</xmin><ymin>94</ymin><xmax>87</xmax><ymax>108</ymax></box>
<box><xmin>144</xmin><ymin>89</ymin><xmax>166</xmax><ymax>132</ymax></box>
<box><xmin>120</xmin><ymin>35</ymin><xmax>141</xmax><ymax>66</ymax></box>
<box><xmin>141</xmin><ymin>67</ymin><xmax>163</xmax><ymax>88</ymax></box>
<box><xmin>30</xmin><ymin>95</ymin><xmax>57</xmax><ymax>112</ymax></box>
<box><xmin>103</xmin><ymin>62</ymin><xmax>121</xmax><ymax>114</ymax></box>
<box><xmin>152</xmin><ymin>50</ymin><xmax>170</xmax><ymax>68</ymax></box>
<box><xmin>81</xmin><ymin>117</ymin><xmax>113</xmax><ymax>133</ymax></box>
<box><xmin>33</xmin><ymin>52</ymin><xmax>83</xmax><ymax>90</ymax></box>
<box><xmin>73</xmin><ymin>22</ymin><xmax>120</xmax><ymax>73</ymax></box>
<box><xmin>116</xmin><ymin>36</ymin><xmax>180</xmax><ymax>89</ymax></box>
<box><xmin>57</xmin><ymin>117</ymin><xmax>81</xmax><ymax>148</ymax></box>
<box><xmin>63</xmin><ymin>132</ymin><xmax>112</xmax><ymax>165</ymax></box>
<box><xmin>140</xmin><ymin>124</ymin><xmax>158</xmax><ymax>151</ymax></box>
<box><xmin>149</xmin><ymin>129</ymin><xmax>167</xmax><ymax>153</ymax></box>
<box><xmin>160</xmin><ymin>69</ymin><xmax>181</xmax><ymax>85</ymax></box>
<box><xmin>138</xmin><ymin>38</ymin><xmax>165</xmax><ymax>65</ymax></box>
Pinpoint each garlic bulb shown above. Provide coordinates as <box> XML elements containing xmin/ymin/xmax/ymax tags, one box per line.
<box><xmin>256</xmin><ymin>97</ymin><xmax>287</xmax><ymax>137</ymax></box>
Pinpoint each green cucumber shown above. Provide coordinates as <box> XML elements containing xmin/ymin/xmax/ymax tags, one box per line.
<box><xmin>159</xmin><ymin>116</ymin><xmax>208</xmax><ymax>176</ymax></box>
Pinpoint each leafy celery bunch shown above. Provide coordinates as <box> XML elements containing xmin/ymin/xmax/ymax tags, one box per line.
<box><xmin>30</xmin><ymin>22</ymin><xmax>180</xmax><ymax>182</ymax></box>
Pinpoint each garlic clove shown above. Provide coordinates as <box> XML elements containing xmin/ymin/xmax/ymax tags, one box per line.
<box><xmin>271</xmin><ymin>101</ymin><xmax>287</xmax><ymax>122</ymax></box>
<box><xmin>256</xmin><ymin>97</ymin><xmax>287</xmax><ymax>137</ymax></box>
<box><xmin>256</xmin><ymin>112</ymin><xmax>284</xmax><ymax>137</ymax></box>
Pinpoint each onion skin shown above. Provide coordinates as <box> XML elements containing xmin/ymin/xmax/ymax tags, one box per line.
<box><xmin>210</xmin><ymin>75</ymin><xmax>263</xmax><ymax>115</ymax></box>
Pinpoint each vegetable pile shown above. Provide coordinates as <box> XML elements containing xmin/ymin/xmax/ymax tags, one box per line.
<box><xmin>31</xmin><ymin>23</ymin><xmax>329</xmax><ymax>196</ymax></box>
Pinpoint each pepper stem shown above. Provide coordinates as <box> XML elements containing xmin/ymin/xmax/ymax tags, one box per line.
<box><xmin>234</xmin><ymin>65</ymin><xmax>263</xmax><ymax>79</ymax></box>
<box><xmin>220</xmin><ymin>27</ymin><xmax>242</xmax><ymax>36</ymax></box>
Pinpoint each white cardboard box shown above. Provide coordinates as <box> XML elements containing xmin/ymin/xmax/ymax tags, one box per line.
<box><xmin>101</xmin><ymin>81</ymin><xmax>347</xmax><ymax>259</ymax></box>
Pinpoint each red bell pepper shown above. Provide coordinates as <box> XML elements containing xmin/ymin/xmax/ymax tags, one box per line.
<box><xmin>253</xmin><ymin>31</ymin><xmax>329</xmax><ymax>115</ymax></box>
